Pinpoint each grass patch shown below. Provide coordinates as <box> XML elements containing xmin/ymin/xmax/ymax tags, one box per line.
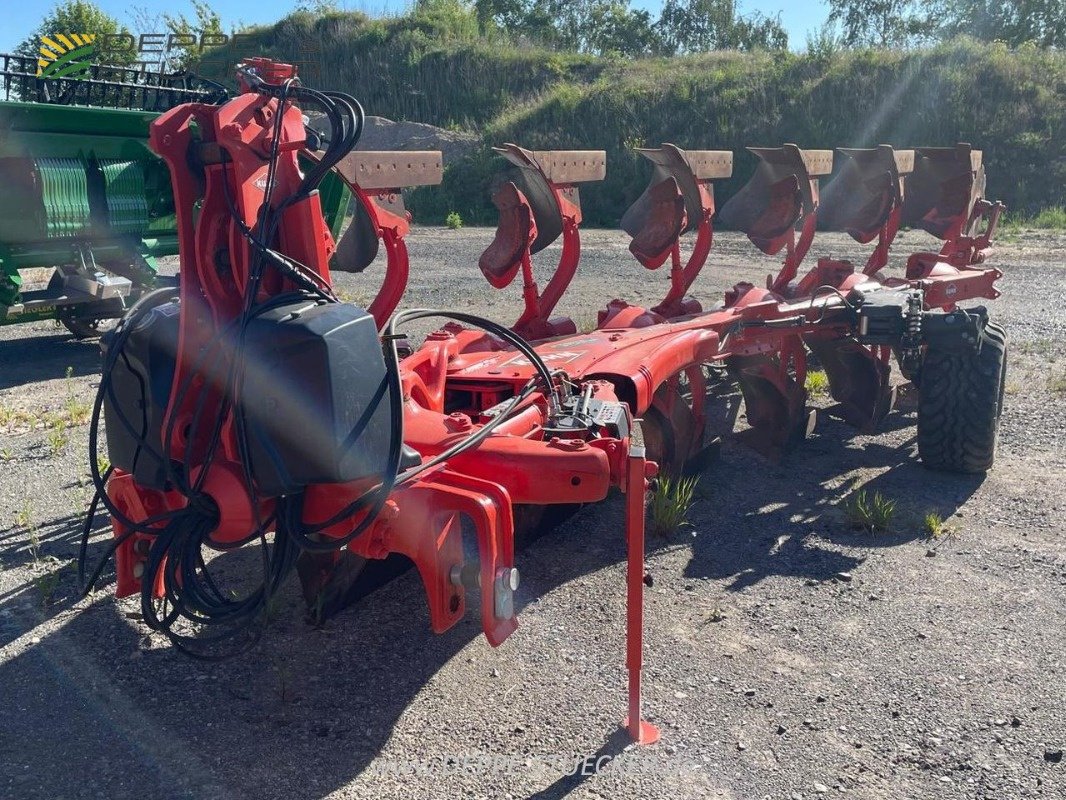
<box><xmin>15</xmin><ymin>501</ymin><xmax>42</xmax><ymax>564</ymax></box>
<box><xmin>1047</xmin><ymin>372</ymin><xmax>1066</xmax><ymax>394</ymax></box>
<box><xmin>1001</xmin><ymin>206</ymin><xmax>1066</xmax><ymax>233</ymax></box>
<box><xmin>64</xmin><ymin>366</ymin><xmax>91</xmax><ymax>426</ymax></box>
<box><xmin>843</xmin><ymin>489</ymin><xmax>896</xmax><ymax>533</ymax></box>
<box><xmin>1027</xmin><ymin>206</ymin><xmax>1066</xmax><ymax>230</ymax></box>
<box><xmin>576</xmin><ymin>311</ymin><xmax>599</xmax><ymax>334</ymax></box>
<box><xmin>805</xmin><ymin>369</ymin><xmax>830</xmax><ymax>398</ymax></box>
<box><xmin>1017</xmin><ymin>338</ymin><xmax>1055</xmax><ymax>357</ymax></box>
<box><xmin>46</xmin><ymin>427</ymin><xmax>69</xmax><ymax>456</ymax></box>
<box><xmin>649</xmin><ymin>474</ymin><xmax>699</xmax><ymax>538</ymax></box>
<box><xmin>923</xmin><ymin>511</ymin><xmax>945</xmax><ymax>538</ymax></box>
<box><xmin>34</xmin><ymin>562</ymin><xmax>69</xmax><ymax>607</ymax></box>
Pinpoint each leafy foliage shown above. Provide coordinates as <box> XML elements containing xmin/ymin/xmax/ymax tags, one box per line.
<box><xmin>827</xmin><ymin>0</ymin><xmax>935</xmax><ymax>47</ymax></box>
<box><xmin>829</xmin><ymin>0</ymin><xmax>1066</xmax><ymax>48</ymax></box>
<box><xmin>844</xmin><ymin>489</ymin><xmax>896</xmax><ymax>533</ymax></box>
<box><xmin>658</xmin><ymin>0</ymin><xmax>788</xmax><ymax>53</ymax></box>
<box><xmin>163</xmin><ymin>0</ymin><xmax>227</xmax><ymax>69</ymax></box>
<box><xmin>187</xmin><ymin>14</ymin><xmax>1063</xmax><ymax>226</ymax></box>
<box><xmin>16</xmin><ymin>0</ymin><xmax>134</xmax><ymax>64</ymax></box>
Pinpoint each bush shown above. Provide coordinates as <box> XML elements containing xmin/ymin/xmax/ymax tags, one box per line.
<box><xmin>445</xmin><ymin>211</ymin><xmax>463</xmax><ymax>229</ymax></box>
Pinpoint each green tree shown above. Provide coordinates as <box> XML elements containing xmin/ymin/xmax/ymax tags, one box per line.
<box><xmin>16</xmin><ymin>0</ymin><xmax>134</xmax><ymax>65</ymax></box>
<box><xmin>656</xmin><ymin>0</ymin><xmax>788</xmax><ymax>53</ymax></box>
<box><xmin>473</xmin><ymin>0</ymin><xmax>661</xmax><ymax>54</ymax></box>
<box><xmin>162</xmin><ymin>0</ymin><xmax>226</xmax><ymax>69</ymax></box>
<box><xmin>931</xmin><ymin>0</ymin><xmax>1066</xmax><ymax>47</ymax></box>
<box><xmin>826</xmin><ymin>0</ymin><xmax>934</xmax><ymax>47</ymax></box>
<box><xmin>585</xmin><ymin>3</ymin><xmax>662</xmax><ymax>55</ymax></box>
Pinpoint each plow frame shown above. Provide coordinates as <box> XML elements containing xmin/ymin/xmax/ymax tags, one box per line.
<box><xmin>91</xmin><ymin>58</ymin><xmax>1006</xmax><ymax>749</ymax></box>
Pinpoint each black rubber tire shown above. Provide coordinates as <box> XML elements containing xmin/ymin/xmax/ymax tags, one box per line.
<box><xmin>917</xmin><ymin>320</ymin><xmax>1007</xmax><ymax>473</ymax></box>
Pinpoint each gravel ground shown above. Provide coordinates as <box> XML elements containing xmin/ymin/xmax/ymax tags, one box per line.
<box><xmin>0</xmin><ymin>227</ymin><xmax>1064</xmax><ymax>800</ymax></box>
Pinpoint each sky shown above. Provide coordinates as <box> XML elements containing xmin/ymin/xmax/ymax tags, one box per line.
<box><xmin>1</xmin><ymin>0</ymin><xmax>831</xmax><ymax>54</ymax></box>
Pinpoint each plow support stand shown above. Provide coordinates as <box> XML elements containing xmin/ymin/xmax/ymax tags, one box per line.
<box><xmin>624</xmin><ymin>435</ymin><xmax>660</xmax><ymax>745</ymax></box>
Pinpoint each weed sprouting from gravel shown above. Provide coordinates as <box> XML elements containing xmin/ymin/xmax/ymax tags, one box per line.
<box><xmin>0</xmin><ymin>447</ymin><xmax>13</xmax><ymax>462</ymax></box>
<box><xmin>15</xmin><ymin>501</ymin><xmax>42</xmax><ymax>564</ymax></box>
<box><xmin>805</xmin><ymin>369</ymin><xmax>830</xmax><ymax>398</ymax></box>
<box><xmin>445</xmin><ymin>211</ymin><xmax>463</xmax><ymax>229</ymax></box>
<box><xmin>64</xmin><ymin>366</ymin><xmax>91</xmax><ymax>426</ymax></box>
<box><xmin>844</xmin><ymin>489</ymin><xmax>896</xmax><ymax>533</ymax></box>
<box><xmin>650</xmin><ymin>474</ymin><xmax>699</xmax><ymax>538</ymax></box>
<box><xmin>46</xmin><ymin>427</ymin><xmax>69</xmax><ymax>456</ymax></box>
<box><xmin>34</xmin><ymin>562</ymin><xmax>69</xmax><ymax>607</ymax></box>
<box><xmin>336</xmin><ymin>288</ymin><xmax>370</xmax><ymax>307</ymax></box>
<box><xmin>706</xmin><ymin>600</ymin><xmax>726</xmax><ymax>623</ymax></box>
<box><xmin>923</xmin><ymin>511</ymin><xmax>945</xmax><ymax>538</ymax></box>
<box><xmin>1047</xmin><ymin>372</ymin><xmax>1066</xmax><ymax>395</ymax></box>
<box><xmin>274</xmin><ymin>657</ymin><xmax>295</xmax><ymax>704</ymax></box>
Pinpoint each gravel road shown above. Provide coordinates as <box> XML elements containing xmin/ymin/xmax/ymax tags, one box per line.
<box><xmin>0</xmin><ymin>227</ymin><xmax>1064</xmax><ymax>800</ymax></box>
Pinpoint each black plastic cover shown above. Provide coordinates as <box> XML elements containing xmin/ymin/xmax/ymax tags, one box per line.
<box><xmin>102</xmin><ymin>301</ymin><xmax>180</xmax><ymax>489</ymax></box>
<box><xmin>239</xmin><ymin>300</ymin><xmax>393</xmax><ymax>496</ymax></box>
<box><xmin>102</xmin><ymin>299</ymin><xmax>394</xmax><ymax>497</ymax></box>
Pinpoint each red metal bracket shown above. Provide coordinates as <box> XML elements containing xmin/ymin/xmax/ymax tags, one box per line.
<box><xmin>479</xmin><ymin>144</ymin><xmax>606</xmax><ymax>340</ymax></box>
<box><xmin>621</xmin><ymin>144</ymin><xmax>733</xmax><ymax>319</ymax></box>
<box><xmin>718</xmin><ymin>145</ymin><xmax>833</xmax><ymax>296</ymax></box>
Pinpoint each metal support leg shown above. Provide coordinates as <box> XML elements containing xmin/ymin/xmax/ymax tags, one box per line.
<box><xmin>623</xmin><ymin>437</ymin><xmax>660</xmax><ymax>745</ymax></box>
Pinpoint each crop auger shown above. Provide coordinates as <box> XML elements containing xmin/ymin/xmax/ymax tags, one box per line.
<box><xmin>81</xmin><ymin>59</ymin><xmax>1006</xmax><ymax>744</ymax></box>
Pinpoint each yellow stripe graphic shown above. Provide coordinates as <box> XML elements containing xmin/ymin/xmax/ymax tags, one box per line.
<box><xmin>70</xmin><ymin>33</ymin><xmax>84</xmax><ymax>46</ymax></box>
<box><xmin>56</xmin><ymin>33</ymin><xmax>75</xmax><ymax>50</ymax></box>
<box><xmin>40</xmin><ymin>36</ymin><xmax>66</xmax><ymax>54</ymax></box>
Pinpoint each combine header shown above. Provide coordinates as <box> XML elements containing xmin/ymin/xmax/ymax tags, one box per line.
<box><xmin>0</xmin><ymin>53</ymin><xmax>350</xmax><ymax>335</ymax></box>
<box><xmin>80</xmin><ymin>59</ymin><xmax>1007</xmax><ymax>743</ymax></box>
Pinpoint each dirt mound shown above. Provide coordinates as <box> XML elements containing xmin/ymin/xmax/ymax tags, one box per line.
<box><xmin>308</xmin><ymin>113</ymin><xmax>478</xmax><ymax>164</ymax></box>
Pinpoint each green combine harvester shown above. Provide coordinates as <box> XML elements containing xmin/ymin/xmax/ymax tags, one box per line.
<box><xmin>0</xmin><ymin>53</ymin><xmax>350</xmax><ymax>337</ymax></box>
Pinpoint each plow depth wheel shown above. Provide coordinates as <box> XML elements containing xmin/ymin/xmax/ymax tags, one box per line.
<box><xmin>917</xmin><ymin>321</ymin><xmax>1007</xmax><ymax>473</ymax></box>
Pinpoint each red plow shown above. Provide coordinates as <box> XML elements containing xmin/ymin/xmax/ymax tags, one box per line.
<box><xmin>81</xmin><ymin>59</ymin><xmax>1007</xmax><ymax>744</ymax></box>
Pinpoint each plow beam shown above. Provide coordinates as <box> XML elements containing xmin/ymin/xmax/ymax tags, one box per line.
<box><xmin>620</xmin><ymin>144</ymin><xmax>733</xmax><ymax>318</ymax></box>
<box><xmin>327</xmin><ymin>150</ymin><xmax>444</xmax><ymax>328</ymax></box>
<box><xmin>479</xmin><ymin>143</ymin><xmax>606</xmax><ymax>340</ymax></box>
<box><xmin>718</xmin><ymin>145</ymin><xmax>833</xmax><ymax>295</ymax></box>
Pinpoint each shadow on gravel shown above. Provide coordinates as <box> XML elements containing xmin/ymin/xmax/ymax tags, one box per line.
<box><xmin>0</xmin><ymin>330</ymin><xmax>100</xmax><ymax>390</ymax></box>
<box><xmin>523</xmin><ymin>729</ymin><xmax>632</xmax><ymax>800</ymax></box>
<box><xmin>681</xmin><ymin>411</ymin><xmax>985</xmax><ymax>592</ymax></box>
<box><xmin>0</xmin><ymin>406</ymin><xmax>987</xmax><ymax>799</ymax></box>
<box><xmin>0</xmin><ymin>497</ymin><xmax>650</xmax><ymax>800</ymax></box>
